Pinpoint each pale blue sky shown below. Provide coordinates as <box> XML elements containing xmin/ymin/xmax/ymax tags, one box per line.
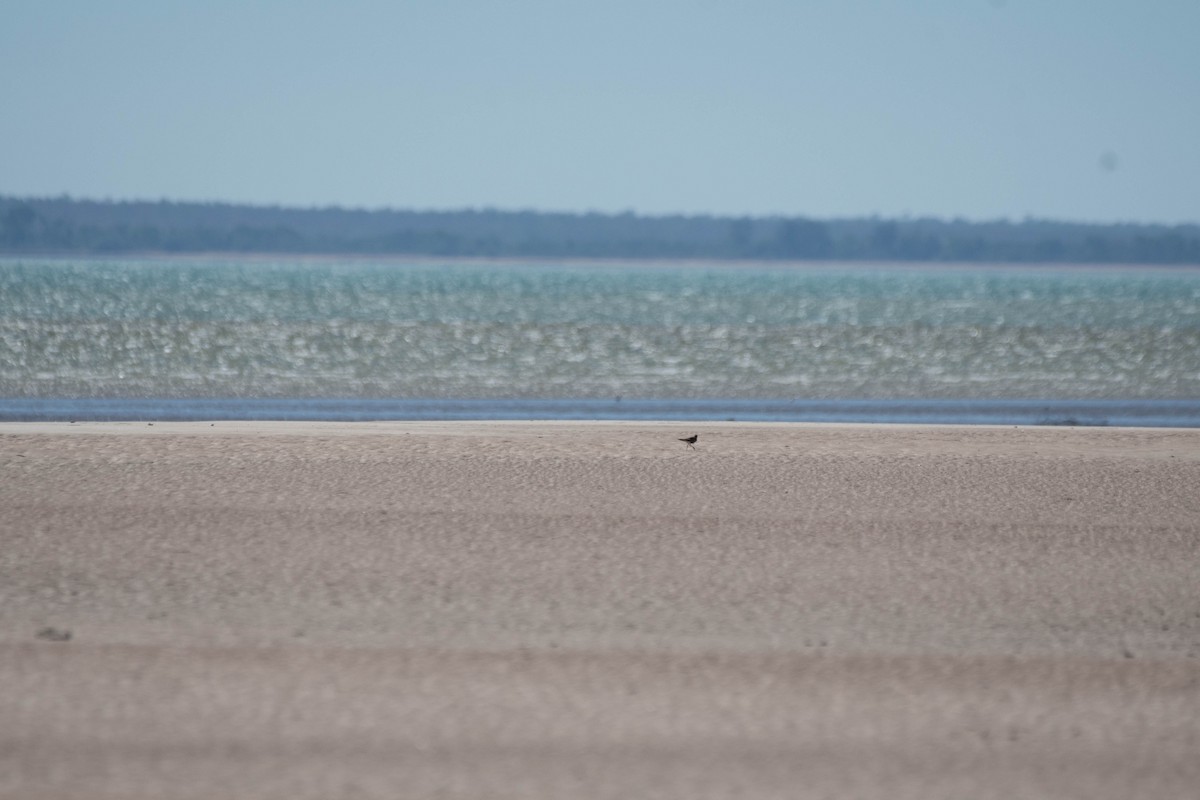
<box><xmin>3</xmin><ymin>1</ymin><xmax>1198</xmax><ymax>223</ymax></box>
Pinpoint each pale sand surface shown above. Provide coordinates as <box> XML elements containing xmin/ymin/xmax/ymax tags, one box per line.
<box><xmin>2</xmin><ymin>421</ymin><xmax>1198</xmax><ymax>799</ymax></box>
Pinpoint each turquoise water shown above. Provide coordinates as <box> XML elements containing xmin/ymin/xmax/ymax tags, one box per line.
<box><xmin>2</xmin><ymin>257</ymin><xmax>1199</xmax><ymax>422</ymax></box>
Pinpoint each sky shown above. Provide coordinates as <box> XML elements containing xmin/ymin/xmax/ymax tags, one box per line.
<box><xmin>2</xmin><ymin>1</ymin><xmax>1198</xmax><ymax>224</ymax></box>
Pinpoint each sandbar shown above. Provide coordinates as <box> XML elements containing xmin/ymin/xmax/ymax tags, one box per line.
<box><xmin>2</xmin><ymin>421</ymin><xmax>1199</xmax><ymax>798</ymax></box>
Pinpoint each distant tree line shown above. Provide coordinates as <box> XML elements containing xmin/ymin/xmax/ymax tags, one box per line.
<box><xmin>2</xmin><ymin>195</ymin><xmax>1198</xmax><ymax>264</ymax></box>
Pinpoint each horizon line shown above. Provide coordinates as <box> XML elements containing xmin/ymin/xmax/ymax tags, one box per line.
<box><xmin>5</xmin><ymin>192</ymin><xmax>1198</xmax><ymax>230</ymax></box>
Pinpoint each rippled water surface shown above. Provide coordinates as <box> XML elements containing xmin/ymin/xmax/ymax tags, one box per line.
<box><xmin>2</xmin><ymin>257</ymin><xmax>1198</xmax><ymax>415</ymax></box>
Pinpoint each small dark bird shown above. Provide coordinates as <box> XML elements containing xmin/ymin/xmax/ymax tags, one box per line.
<box><xmin>679</xmin><ymin>434</ymin><xmax>698</xmax><ymax>449</ymax></box>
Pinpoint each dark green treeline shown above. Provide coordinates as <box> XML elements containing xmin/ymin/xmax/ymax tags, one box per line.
<box><xmin>2</xmin><ymin>195</ymin><xmax>1198</xmax><ymax>264</ymax></box>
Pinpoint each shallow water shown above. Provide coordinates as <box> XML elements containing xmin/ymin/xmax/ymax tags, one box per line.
<box><xmin>2</xmin><ymin>257</ymin><xmax>1198</xmax><ymax>423</ymax></box>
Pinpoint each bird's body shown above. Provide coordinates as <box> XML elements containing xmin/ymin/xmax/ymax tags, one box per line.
<box><xmin>679</xmin><ymin>434</ymin><xmax>698</xmax><ymax>449</ymax></box>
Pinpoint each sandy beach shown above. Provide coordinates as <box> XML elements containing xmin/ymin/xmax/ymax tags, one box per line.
<box><xmin>2</xmin><ymin>421</ymin><xmax>1199</xmax><ymax>799</ymax></box>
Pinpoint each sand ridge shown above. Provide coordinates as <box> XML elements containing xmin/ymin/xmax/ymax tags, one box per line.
<box><xmin>2</xmin><ymin>422</ymin><xmax>1199</xmax><ymax>798</ymax></box>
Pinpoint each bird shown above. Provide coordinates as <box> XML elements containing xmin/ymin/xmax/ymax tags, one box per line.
<box><xmin>679</xmin><ymin>434</ymin><xmax>698</xmax><ymax>449</ymax></box>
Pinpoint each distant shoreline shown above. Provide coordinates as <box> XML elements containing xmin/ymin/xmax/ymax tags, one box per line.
<box><xmin>4</xmin><ymin>195</ymin><xmax>1198</xmax><ymax>264</ymax></box>
<box><xmin>4</xmin><ymin>251</ymin><xmax>1200</xmax><ymax>273</ymax></box>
